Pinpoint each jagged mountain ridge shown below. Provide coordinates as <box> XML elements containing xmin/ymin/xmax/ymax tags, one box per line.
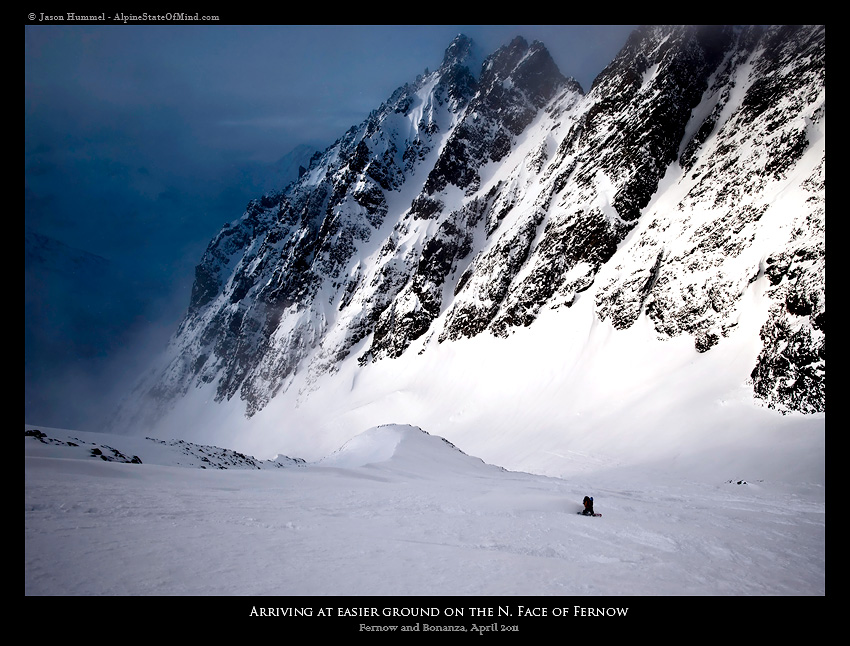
<box><xmin>122</xmin><ymin>25</ymin><xmax>824</xmax><ymax>433</ymax></box>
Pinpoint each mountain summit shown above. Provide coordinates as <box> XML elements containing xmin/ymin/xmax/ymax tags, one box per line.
<box><xmin>115</xmin><ymin>27</ymin><xmax>824</xmax><ymax>465</ymax></box>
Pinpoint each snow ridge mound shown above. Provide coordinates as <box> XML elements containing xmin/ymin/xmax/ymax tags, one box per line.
<box><xmin>317</xmin><ymin>423</ymin><xmax>501</xmax><ymax>475</ymax></box>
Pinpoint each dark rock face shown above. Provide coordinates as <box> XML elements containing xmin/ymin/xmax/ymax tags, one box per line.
<box><xmin>750</xmin><ymin>157</ymin><xmax>825</xmax><ymax>414</ymax></box>
<box><xmin>441</xmin><ymin>26</ymin><xmax>759</xmax><ymax>344</ymax></box>
<box><xmin>584</xmin><ymin>26</ymin><xmax>735</xmax><ymax>222</ymax></box>
<box><xmin>593</xmin><ymin>25</ymin><xmax>824</xmax><ymax>414</ymax></box>
<box><xmin>122</xmin><ymin>26</ymin><xmax>825</xmax><ymax>424</ymax></box>
<box><xmin>366</xmin><ymin>188</ymin><xmax>498</xmax><ymax>360</ymax></box>
<box><xmin>421</xmin><ymin>37</ymin><xmax>570</xmax><ymax>198</ymax></box>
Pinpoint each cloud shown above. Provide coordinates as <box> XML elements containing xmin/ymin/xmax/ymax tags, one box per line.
<box><xmin>24</xmin><ymin>24</ymin><xmax>639</xmax><ymax>430</ymax></box>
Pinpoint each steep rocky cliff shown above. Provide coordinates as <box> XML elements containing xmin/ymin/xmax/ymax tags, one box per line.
<box><xmin>119</xmin><ymin>26</ymin><xmax>824</xmax><ymax>434</ymax></box>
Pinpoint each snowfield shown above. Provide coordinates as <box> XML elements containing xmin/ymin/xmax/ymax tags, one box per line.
<box><xmin>25</xmin><ymin>254</ymin><xmax>825</xmax><ymax>604</ymax></box>
<box><xmin>25</xmin><ymin>422</ymin><xmax>824</xmax><ymax>599</ymax></box>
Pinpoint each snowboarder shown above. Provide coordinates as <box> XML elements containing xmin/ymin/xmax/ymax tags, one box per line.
<box><xmin>581</xmin><ymin>496</ymin><xmax>595</xmax><ymax>516</ymax></box>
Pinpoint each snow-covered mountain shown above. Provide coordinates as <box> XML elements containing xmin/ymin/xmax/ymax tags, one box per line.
<box><xmin>111</xmin><ymin>26</ymin><xmax>825</xmax><ymax>474</ymax></box>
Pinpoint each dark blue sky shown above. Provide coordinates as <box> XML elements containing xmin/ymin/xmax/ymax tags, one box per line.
<box><xmin>24</xmin><ymin>25</ymin><xmax>638</xmax><ymax>429</ymax></box>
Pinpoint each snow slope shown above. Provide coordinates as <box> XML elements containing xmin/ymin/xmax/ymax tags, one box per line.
<box><xmin>110</xmin><ymin>27</ymin><xmax>824</xmax><ymax>490</ymax></box>
<box><xmin>25</xmin><ymin>423</ymin><xmax>824</xmax><ymax>598</ymax></box>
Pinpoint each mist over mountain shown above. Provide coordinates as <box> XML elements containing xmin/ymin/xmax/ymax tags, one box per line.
<box><xmin>223</xmin><ymin>143</ymin><xmax>323</xmax><ymax>203</ymax></box>
<box><xmin>109</xmin><ymin>25</ymin><xmax>824</xmax><ymax>474</ymax></box>
<box><xmin>25</xmin><ymin>228</ymin><xmax>176</xmax><ymax>429</ymax></box>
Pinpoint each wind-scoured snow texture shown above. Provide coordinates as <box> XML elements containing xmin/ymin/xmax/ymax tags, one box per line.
<box><xmin>26</xmin><ymin>424</ymin><xmax>824</xmax><ymax>596</ymax></box>
<box><xmin>116</xmin><ymin>26</ymin><xmax>825</xmax><ymax>433</ymax></box>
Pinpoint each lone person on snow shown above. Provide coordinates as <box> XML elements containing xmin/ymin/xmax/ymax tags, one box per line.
<box><xmin>581</xmin><ymin>496</ymin><xmax>595</xmax><ymax>516</ymax></box>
